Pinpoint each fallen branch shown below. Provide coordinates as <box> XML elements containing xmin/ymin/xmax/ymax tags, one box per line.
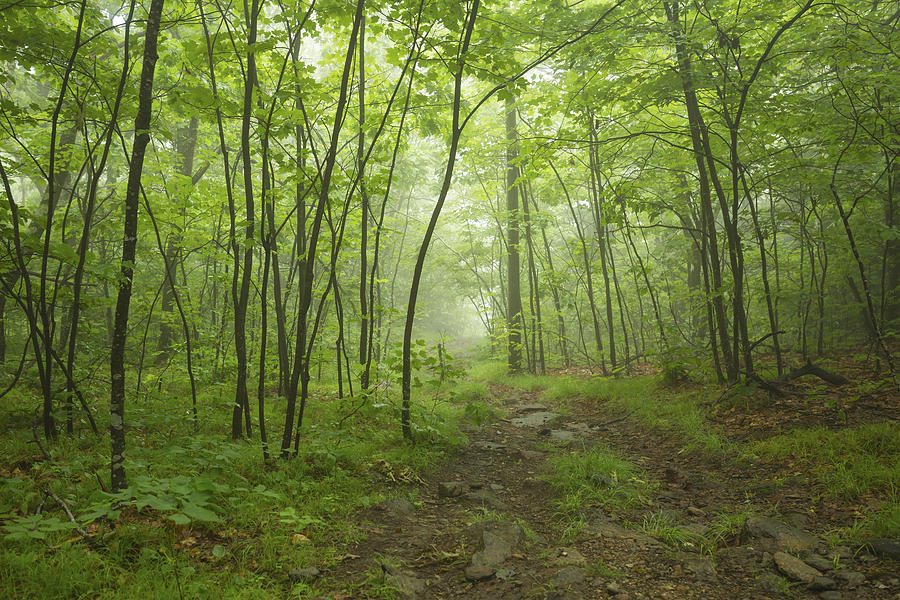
<box><xmin>595</xmin><ymin>408</ymin><xmax>637</xmax><ymax>428</ymax></box>
<box><xmin>778</xmin><ymin>360</ymin><xmax>849</xmax><ymax>386</ymax></box>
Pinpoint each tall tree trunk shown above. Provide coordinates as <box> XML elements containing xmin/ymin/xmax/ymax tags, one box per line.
<box><xmin>505</xmin><ymin>97</ymin><xmax>524</xmax><ymax>373</ymax></box>
<box><xmin>110</xmin><ymin>0</ymin><xmax>165</xmax><ymax>491</ymax></box>
<box><xmin>588</xmin><ymin>120</ymin><xmax>616</xmax><ymax>370</ymax></box>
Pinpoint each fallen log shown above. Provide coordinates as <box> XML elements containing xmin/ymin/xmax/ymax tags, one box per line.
<box><xmin>778</xmin><ymin>360</ymin><xmax>849</xmax><ymax>386</ymax></box>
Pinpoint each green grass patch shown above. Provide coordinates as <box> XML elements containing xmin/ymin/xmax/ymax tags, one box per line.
<box><xmin>0</xmin><ymin>370</ymin><xmax>469</xmax><ymax>599</ymax></box>
<box><xmin>750</xmin><ymin>422</ymin><xmax>900</xmax><ymax>501</ymax></box>
<box><xmin>547</xmin><ymin>444</ymin><xmax>652</xmax><ymax>515</ymax></box>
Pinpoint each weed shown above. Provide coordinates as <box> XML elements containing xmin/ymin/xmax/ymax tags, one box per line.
<box><xmin>640</xmin><ymin>510</ymin><xmax>702</xmax><ymax>549</ymax></box>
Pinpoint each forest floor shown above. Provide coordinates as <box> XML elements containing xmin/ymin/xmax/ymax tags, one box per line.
<box><xmin>316</xmin><ymin>375</ymin><xmax>900</xmax><ymax>600</ymax></box>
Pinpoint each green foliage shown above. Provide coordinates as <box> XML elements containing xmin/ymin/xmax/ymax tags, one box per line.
<box><xmin>548</xmin><ymin>444</ymin><xmax>651</xmax><ymax>515</ymax></box>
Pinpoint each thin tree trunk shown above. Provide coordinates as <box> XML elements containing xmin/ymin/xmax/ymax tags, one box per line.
<box><xmin>110</xmin><ymin>0</ymin><xmax>165</xmax><ymax>491</ymax></box>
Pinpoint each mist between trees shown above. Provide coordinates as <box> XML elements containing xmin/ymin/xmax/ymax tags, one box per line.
<box><xmin>0</xmin><ymin>0</ymin><xmax>897</xmax><ymax>486</ymax></box>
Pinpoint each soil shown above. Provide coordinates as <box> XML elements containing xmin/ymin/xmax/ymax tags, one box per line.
<box><xmin>317</xmin><ymin>383</ymin><xmax>900</xmax><ymax>600</ymax></box>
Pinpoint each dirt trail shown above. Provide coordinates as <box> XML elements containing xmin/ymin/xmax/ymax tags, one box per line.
<box><xmin>326</xmin><ymin>388</ymin><xmax>899</xmax><ymax>599</ymax></box>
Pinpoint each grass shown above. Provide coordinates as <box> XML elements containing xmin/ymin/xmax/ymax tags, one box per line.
<box><xmin>547</xmin><ymin>443</ymin><xmax>652</xmax><ymax>515</ymax></box>
<box><xmin>0</xmin><ymin>367</ymin><xmax>469</xmax><ymax>599</ymax></box>
<box><xmin>639</xmin><ymin>510</ymin><xmax>703</xmax><ymax>550</ymax></box>
<box><xmin>492</xmin><ymin>364</ymin><xmax>900</xmax><ymax>543</ymax></box>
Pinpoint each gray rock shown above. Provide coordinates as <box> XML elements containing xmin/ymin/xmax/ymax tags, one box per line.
<box><xmin>809</xmin><ymin>576</ymin><xmax>837</xmax><ymax>591</ymax></box>
<box><xmin>591</xmin><ymin>518</ymin><xmax>658</xmax><ymax>546</ymax></box>
<box><xmin>554</xmin><ymin>547</ymin><xmax>587</xmax><ymax>566</ymax></box>
<box><xmin>774</xmin><ymin>551</ymin><xmax>822</xmax><ymax>583</ymax></box>
<box><xmin>686</xmin><ymin>506</ymin><xmax>706</xmax><ymax>517</ymax></box>
<box><xmin>376</xmin><ymin>498</ymin><xmax>415</xmax><ymax>517</ymax></box>
<box><xmin>552</xmin><ymin>566</ymin><xmax>586</xmax><ymax>587</ymax></box>
<box><xmin>489</xmin><ymin>483</ymin><xmax>504</xmax><ymax>491</ymax></box>
<box><xmin>818</xmin><ymin>592</ymin><xmax>842</xmax><ymax>600</ymax></box>
<box><xmin>510</xmin><ymin>411</ymin><xmax>560</xmax><ymax>427</ymax></box>
<box><xmin>382</xmin><ymin>564</ymin><xmax>426</xmax><ymax>599</ymax></box>
<box><xmin>757</xmin><ymin>572</ymin><xmax>788</xmax><ymax>596</ymax></box>
<box><xmin>438</xmin><ymin>481</ymin><xmax>467</xmax><ymax>497</ymax></box>
<box><xmin>746</xmin><ymin>516</ymin><xmax>819</xmax><ymax>552</ymax></box>
<box><xmin>519</xmin><ymin>449</ymin><xmax>547</xmax><ymax>461</ymax></box>
<box><xmin>831</xmin><ymin>546</ymin><xmax>854</xmax><ymax>560</ymax></box>
<box><xmin>869</xmin><ymin>539</ymin><xmax>900</xmax><ymax>560</ymax></box>
<box><xmin>834</xmin><ymin>570</ymin><xmax>865</xmax><ymax>588</ymax></box>
<box><xmin>288</xmin><ymin>567</ymin><xmax>320</xmax><ymax>582</ymax></box>
<box><xmin>462</xmin><ymin>489</ymin><xmax>507</xmax><ymax>510</ymax></box>
<box><xmin>549</xmin><ymin>429</ymin><xmax>577</xmax><ymax>443</ymax></box>
<box><xmin>468</xmin><ymin>521</ymin><xmax>525</xmax><ymax>568</ymax></box>
<box><xmin>606</xmin><ymin>582</ymin><xmax>625</xmax><ymax>595</ymax></box>
<box><xmin>684</xmin><ymin>557</ymin><xmax>718</xmax><ymax>583</ymax></box>
<box><xmin>804</xmin><ymin>554</ymin><xmax>834</xmax><ymax>572</ymax></box>
<box><xmin>464</xmin><ymin>564</ymin><xmax>494</xmax><ymax>582</ymax></box>
<box><xmin>517</xmin><ymin>403</ymin><xmax>548</xmax><ymax>413</ymax></box>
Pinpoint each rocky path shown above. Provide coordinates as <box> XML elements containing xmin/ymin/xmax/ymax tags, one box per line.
<box><xmin>323</xmin><ymin>389</ymin><xmax>900</xmax><ymax>599</ymax></box>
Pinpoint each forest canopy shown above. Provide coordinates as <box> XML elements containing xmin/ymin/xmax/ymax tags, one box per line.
<box><xmin>1</xmin><ymin>0</ymin><xmax>898</xmax><ymax>489</ymax></box>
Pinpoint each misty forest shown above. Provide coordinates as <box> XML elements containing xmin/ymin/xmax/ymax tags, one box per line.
<box><xmin>1</xmin><ymin>0</ymin><xmax>899</xmax><ymax>597</ymax></box>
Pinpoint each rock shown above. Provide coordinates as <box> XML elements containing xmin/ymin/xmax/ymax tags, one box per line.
<box><xmin>686</xmin><ymin>506</ymin><xmax>706</xmax><ymax>517</ymax></box>
<box><xmin>803</xmin><ymin>554</ymin><xmax>834</xmax><ymax>572</ymax></box>
<box><xmin>809</xmin><ymin>576</ymin><xmax>837</xmax><ymax>591</ymax></box>
<box><xmin>683</xmin><ymin>557</ymin><xmax>718</xmax><ymax>583</ymax></box>
<box><xmin>375</xmin><ymin>498</ymin><xmax>415</xmax><ymax>518</ymax></box>
<box><xmin>464</xmin><ymin>565</ymin><xmax>494</xmax><ymax>582</ymax></box>
<box><xmin>869</xmin><ymin>539</ymin><xmax>900</xmax><ymax>560</ymax></box>
<box><xmin>552</xmin><ymin>566</ymin><xmax>586</xmax><ymax>587</ymax></box>
<box><xmin>745</xmin><ymin>516</ymin><xmax>819</xmax><ymax>552</ymax></box>
<box><xmin>606</xmin><ymin>582</ymin><xmax>625</xmax><ymax>595</ymax></box>
<box><xmin>468</xmin><ymin>521</ymin><xmax>525</xmax><ymax>568</ymax></box>
<box><xmin>517</xmin><ymin>403</ymin><xmax>548</xmax><ymax>413</ymax></box>
<box><xmin>831</xmin><ymin>546</ymin><xmax>853</xmax><ymax>560</ymax></box>
<box><xmin>549</xmin><ymin>430</ymin><xmax>577</xmax><ymax>443</ymax></box>
<box><xmin>519</xmin><ymin>449</ymin><xmax>547</xmax><ymax>461</ymax></box>
<box><xmin>489</xmin><ymin>483</ymin><xmax>504</xmax><ymax>491</ymax></box>
<box><xmin>382</xmin><ymin>564</ymin><xmax>426</xmax><ymax>599</ymax></box>
<box><xmin>588</xmin><ymin>472</ymin><xmax>617</xmax><ymax>487</ymax></box>
<box><xmin>818</xmin><ymin>592</ymin><xmax>842</xmax><ymax>600</ymax></box>
<box><xmin>591</xmin><ymin>518</ymin><xmax>658</xmax><ymax>546</ymax></box>
<box><xmin>554</xmin><ymin>547</ymin><xmax>587</xmax><ymax>566</ymax></box>
<box><xmin>774</xmin><ymin>551</ymin><xmax>822</xmax><ymax>583</ymax></box>
<box><xmin>288</xmin><ymin>567</ymin><xmax>320</xmax><ymax>582</ymax></box>
<box><xmin>462</xmin><ymin>489</ymin><xmax>507</xmax><ymax>510</ymax></box>
<box><xmin>834</xmin><ymin>570</ymin><xmax>865</xmax><ymax>588</ymax></box>
<box><xmin>438</xmin><ymin>481</ymin><xmax>467</xmax><ymax>497</ymax></box>
<box><xmin>510</xmin><ymin>411</ymin><xmax>560</xmax><ymax>427</ymax></box>
<box><xmin>756</xmin><ymin>572</ymin><xmax>788</xmax><ymax>596</ymax></box>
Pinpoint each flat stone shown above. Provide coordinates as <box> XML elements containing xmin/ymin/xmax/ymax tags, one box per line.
<box><xmin>869</xmin><ymin>539</ymin><xmax>900</xmax><ymax>560</ymax></box>
<box><xmin>549</xmin><ymin>430</ymin><xmax>577</xmax><ymax>443</ymax></box>
<box><xmin>382</xmin><ymin>564</ymin><xmax>426</xmax><ymax>599</ymax></box>
<box><xmin>683</xmin><ymin>557</ymin><xmax>718</xmax><ymax>583</ymax></box>
<box><xmin>519</xmin><ymin>449</ymin><xmax>546</xmax><ymax>461</ymax></box>
<box><xmin>438</xmin><ymin>481</ymin><xmax>467</xmax><ymax>497</ymax></box>
<box><xmin>468</xmin><ymin>521</ymin><xmax>525</xmax><ymax>568</ymax></box>
<box><xmin>510</xmin><ymin>411</ymin><xmax>560</xmax><ymax>427</ymax></box>
<box><xmin>375</xmin><ymin>498</ymin><xmax>415</xmax><ymax>518</ymax></box>
<box><xmin>756</xmin><ymin>572</ymin><xmax>788</xmax><ymax>595</ymax></box>
<box><xmin>746</xmin><ymin>516</ymin><xmax>819</xmax><ymax>552</ymax></box>
<box><xmin>591</xmin><ymin>518</ymin><xmax>658</xmax><ymax>546</ymax></box>
<box><xmin>554</xmin><ymin>547</ymin><xmax>587</xmax><ymax>566</ymax></box>
<box><xmin>464</xmin><ymin>565</ymin><xmax>494</xmax><ymax>581</ymax></box>
<box><xmin>804</xmin><ymin>554</ymin><xmax>834</xmax><ymax>572</ymax></box>
<box><xmin>809</xmin><ymin>576</ymin><xmax>838</xmax><ymax>591</ymax></box>
<box><xmin>462</xmin><ymin>489</ymin><xmax>507</xmax><ymax>510</ymax></box>
<box><xmin>774</xmin><ymin>551</ymin><xmax>822</xmax><ymax>583</ymax></box>
<box><xmin>517</xmin><ymin>403</ymin><xmax>548</xmax><ymax>413</ymax></box>
<box><xmin>818</xmin><ymin>592</ymin><xmax>842</xmax><ymax>600</ymax></box>
<box><xmin>552</xmin><ymin>566</ymin><xmax>586</xmax><ymax>587</ymax></box>
<box><xmin>288</xmin><ymin>567</ymin><xmax>320</xmax><ymax>582</ymax></box>
<box><xmin>834</xmin><ymin>570</ymin><xmax>865</xmax><ymax>588</ymax></box>
<box><xmin>686</xmin><ymin>506</ymin><xmax>706</xmax><ymax>517</ymax></box>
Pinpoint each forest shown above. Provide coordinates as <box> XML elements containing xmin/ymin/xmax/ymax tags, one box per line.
<box><xmin>0</xmin><ymin>0</ymin><xmax>898</xmax><ymax>597</ymax></box>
